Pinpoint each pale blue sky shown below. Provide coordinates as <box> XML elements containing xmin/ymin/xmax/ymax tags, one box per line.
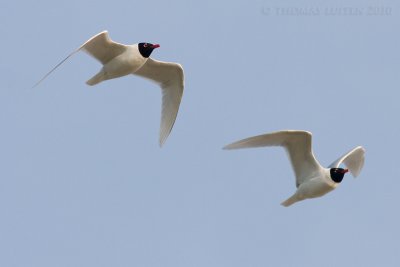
<box><xmin>1</xmin><ymin>0</ymin><xmax>399</xmax><ymax>266</ymax></box>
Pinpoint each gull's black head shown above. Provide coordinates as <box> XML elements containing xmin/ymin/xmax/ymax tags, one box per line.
<box><xmin>138</xmin><ymin>43</ymin><xmax>160</xmax><ymax>58</ymax></box>
<box><xmin>330</xmin><ymin>168</ymin><xmax>349</xmax><ymax>183</ymax></box>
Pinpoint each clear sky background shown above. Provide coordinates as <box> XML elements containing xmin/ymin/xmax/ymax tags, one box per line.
<box><xmin>1</xmin><ymin>0</ymin><xmax>399</xmax><ymax>266</ymax></box>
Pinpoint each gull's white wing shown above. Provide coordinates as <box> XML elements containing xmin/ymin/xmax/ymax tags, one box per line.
<box><xmin>224</xmin><ymin>130</ymin><xmax>322</xmax><ymax>187</ymax></box>
<box><xmin>134</xmin><ymin>58</ymin><xmax>184</xmax><ymax>147</ymax></box>
<box><xmin>33</xmin><ymin>30</ymin><xmax>126</xmax><ymax>87</ymax></box>
<box><xmin>328</xmin><ymin>146</ymin><xmax>365</xmax><ymax>177</ymax></box>
<box><xmin>80</xmin><ymin>31</ymin><xmax>127</xmax><ymax>64</ymax></box>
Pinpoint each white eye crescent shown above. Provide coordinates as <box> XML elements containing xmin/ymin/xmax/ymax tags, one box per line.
<box><xmin>143</xmin><ymin>43</ymin><xmax>148</xmax><ymax>47</ymax></box>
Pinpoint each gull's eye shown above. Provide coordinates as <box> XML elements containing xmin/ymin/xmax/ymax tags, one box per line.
<box><xmin>143</xmin><ymin>43</ymin><xmax>148</xmax><ymax>47</ymax></box>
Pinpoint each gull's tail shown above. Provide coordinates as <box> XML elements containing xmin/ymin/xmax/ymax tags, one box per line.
<box><xmin>281</xmin><ymin>194</ymin><xmax>299</xmax><ymax>207</ymax></box>
<box><xmin>86</xmin><ymin>70</ymin><xmax>105</xmax><ymax>86</ymax></box>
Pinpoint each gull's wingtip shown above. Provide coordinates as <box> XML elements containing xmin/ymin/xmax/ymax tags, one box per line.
<box><xmin>222</xmin><ymin>144</ymin><xmax>232</xmax><ymax>150</ymax></box>
<box><xmin>223</xmin><ymin>142</ymin><xmax>241</xmax><ymax>150</ymax></box>
<box><xmin>31</xmin><ymin>81</ymin><xmax>41</xmax><ymax>89</ymax></box>
<box><xmin>159</xmin><ymin>136</ymin><xmax>167</xmax><ymax>148</ymax></box>
<box><xmin>31</xmin><ymin>49</ymin><xmax>80</xmax><ymax>88</ymax></box>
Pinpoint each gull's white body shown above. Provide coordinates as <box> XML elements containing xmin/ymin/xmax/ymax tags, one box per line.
<box><xmin>88</xmin><ymin>45</ymin><xmax>147</xmax><ymax>84</ymax></box>
<box><xmin>224</xmin><ymin>130</ymin><xmax>365</xmax><ymax>207</ymax></box>
<box><xmin>82</xmin><ymin>33</ymin><xmax>149</xmax><ymax>85</ymax></box>
<box><xmin>35</xmin><ymin>31</ymin><xmax>184</xmax><ymax>147</ymax></box>
<box><xmin>282</xmin><ymin>168</ymin><xmax>337</xmax><ymax>207</ymax></box>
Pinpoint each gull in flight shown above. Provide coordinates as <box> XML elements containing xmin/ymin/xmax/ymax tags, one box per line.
<box><xmin>224</xmin><ymin>130</ymin><xmax>365</xmax><ymax>207</ymax></box>
<box><xmin>34</xmin><ymin>31</ymin><xmax>184</xmax><ymax>147</ymax></box>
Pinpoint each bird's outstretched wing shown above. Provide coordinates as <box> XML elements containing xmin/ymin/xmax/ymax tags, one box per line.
<box><xmin>328</xmin><ymin>146</ymin><xmax>365</xmax><ymax>177</ymax></box>
<box><xmin>80</xmin><ymin>31</ymin><xmax>127</xmax><ymax>64</ymax></box>
<box><xmin>134</xmin><ymin>58</ymin><xmax>184</xmax><ymax>147</ymax></box>
<box><xmin>33</xmin><ymin>31</ymin><xmax>126</xmax><ymax>87</ymax></box>
<box><xmin>224</xmin><ymin>130</ymin><xmax>322</xmax><ymax>187</ymax></box>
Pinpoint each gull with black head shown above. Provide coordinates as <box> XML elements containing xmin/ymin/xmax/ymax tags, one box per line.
<box><xmin>224</xmin><ymin>130</ymin><xmax>365</xmax><ymax>207</ymax></box>
<box><xmin>34</xmin><ymin>31</ymin><xmax>184</xmax><ymax>147</ymax></box>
